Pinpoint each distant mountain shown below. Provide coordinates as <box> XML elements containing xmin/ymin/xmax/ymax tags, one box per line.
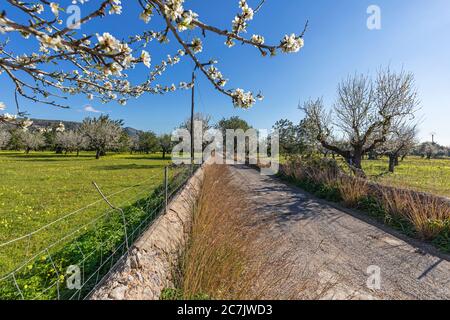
<box><xmin>31</xmin><ymin>119</ymin><xmax>81</xmax><ymax>131</ymax></box>
<box><xmin>29</xmin><ymin>119</ymin><xmax>143</xmax><ymax>137</ymax></box>
<box><xmin>123</xmin><ymin>127</ymin><xmax>142</xmax><ymax>138</ymax></box>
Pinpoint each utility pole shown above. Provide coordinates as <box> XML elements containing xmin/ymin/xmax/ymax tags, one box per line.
<box><xmin>190</xmin><ymin>70</ymin><xmax>195</xmax><ymax>167</ymax></box>
<box><xmin>190</xmin><ymin>61</ymin><xmax>215</xmax><ymax>168</ymax></box>
<box><xmin>431</xmin><ymin>132</ymin><xmax>436</xmax><ymax>144</ymax></box>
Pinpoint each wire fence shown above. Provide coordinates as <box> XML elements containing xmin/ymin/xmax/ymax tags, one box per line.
<box><xmin>0</xmin><ymin>164</ymin><xmax>196</xmax><ymax>300</ymax></box>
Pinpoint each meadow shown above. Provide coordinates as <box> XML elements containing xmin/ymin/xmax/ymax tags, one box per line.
<box><xmin>362</xmin><ymin>157</ymin><xmax>450</xmax><ymax>198</ymax></box>
<box><xmin>0</xmin><ymin>151</ymin><xmax>174</xmax><ymax>276</ymax></box>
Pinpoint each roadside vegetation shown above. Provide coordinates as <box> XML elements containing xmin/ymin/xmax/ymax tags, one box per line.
<box><xmin>279</xmin><ymin>157</ymin><xmax>450</xmax><ymax>253</ymax></box>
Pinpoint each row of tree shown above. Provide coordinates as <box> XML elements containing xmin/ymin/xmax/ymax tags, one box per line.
<box><xmin>0</xmin><ymin>113</ymin><xmax>257</xmax><ymax>160</ymax></box>
<box><xmin>0</xmin><ymin>115</ymin><xmax>175</xmax><ymax>159</ymax></box>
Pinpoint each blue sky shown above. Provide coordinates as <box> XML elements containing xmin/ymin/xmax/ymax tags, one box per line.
<box><xmin>1</xmin><ymin>0</ymin><xmax>450</xmax><ymax>145</ymax></box>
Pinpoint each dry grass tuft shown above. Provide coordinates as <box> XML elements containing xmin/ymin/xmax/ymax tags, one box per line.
<box><xmin>380</xmin><ymin>188</ymin><xmax>450</xmax><ymax>240</ymax></box>
<box><xmin>179</xmin><ymin>164</ymin><xmax>321</xmax><ymax>300</ymax></box>
<box><xmin>338</xmin><ymin>175</ymin><xmax>369</xmax><ymax>207</ymax></box>
<box><xmin>281</xmin><ymin>157</ymin><xmax>450</xmax><ymax>242</ymax></box>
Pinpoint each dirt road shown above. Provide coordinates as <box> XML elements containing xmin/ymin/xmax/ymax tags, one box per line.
<box><xmin>228</xmin><ymin>165</ymin><xmax>450</xmax><ymax>300</ymax></box>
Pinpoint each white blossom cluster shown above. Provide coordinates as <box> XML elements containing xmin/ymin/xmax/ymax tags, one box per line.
<box><xmin>232</xmin><ymin>89</ymin><xmax>255</xmax><ymax>109</ymax></box>
<box><xmin>231</xmin><ymin>88</ymin><xmax>263</xmax><ymax>109</ymax></box>
<box><xmin>280</xmin><ymin>34</ymin><xmax>305</xmax><ymax>53</ymax></box>
<box><xmin>191</xmin><ymin>38</ymin><xmax>203</xmax><ymax>53</ymax></box>
<box><xmin>0</xmin><ymin>101</ymin><xmax>33</xmax><ymax>130</ymax></box>
<box><xmin>0</xmin><ymin>0</ymin><xmax>307</xmax><ymax>122</ymax></box>
<box><xmin>208</xmin><ymin>65</ymin><xmax>228</xmax><ymax>88</ymax></box>
<box><xmin>232</xmin><ymin>0</ymin><xmax>254</xmax><ymax>34</ymax></box>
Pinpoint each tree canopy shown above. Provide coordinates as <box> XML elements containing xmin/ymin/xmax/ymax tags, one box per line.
<box><xmin>0</xmin><ymin>0</ymin><xmax>306</xmax><ymax>128</ymax></box>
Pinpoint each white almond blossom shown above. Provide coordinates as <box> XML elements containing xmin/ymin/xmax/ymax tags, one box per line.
<box><xmin>178</xmin><ymin>10</ymin><xmax>198</xmax><ymax>31</ymax></box>
<box><xmin>35</xmin><ymin>4</ymin><xmax>44</xmax><ymax>14</ymax></box>
<box><xmin>37</xmin><ymin>35</ymin><xmax>65</xmax><ymax>51</ymax></box>
<box><xmin>280</xmin><ymin>34</ymin><xmax>305</xmax><ymax>53</ymax></box>
<box><xmin>251</xmin><ymin>35</ymin><xmax>265</xmax><ymax>45</ymax></box>
<box><xmin>50</xmin><ymin>3</ymin><xmax>60</xmax><ymax>17</ymax></box>
<box><xmin>140</xmin><ymin>5</ymin><xmax>154</xmax><ymax>23</ymax></box>
<box><xmin>0</xmin><ymin>0</ymin><xmax>306</xmax><ymax>117</ymax></box>
<box><xmin>164</xmin><ymin>0</ymin><xmax>184</xmax><ymax>21</ymax></box>
<box><xmin>97</xmin><ymin>32</ymin><xmax>122</xmax><ymax>54</ymax></box>
<box><xmin>232</xmin><ymin>89</ymin><xmax>256</xmax><ymax>109</ymax></box>
<box><xmin>191</xmin><ymin>38</ymin><xmax>203</xmax><ymax>53</ymax></box>
<box><xmin>141</xmin><ymin>50</ymin><xmax>151</xmax><ymax>68</ymax></box>
<box><xmin>225</xmin><ymin>38</ymin><xmax>236</xmax><ymax>48</ymax></box>
<box><xmin>109</xmin><ymin>1</ymin><xmax>123</xmax><ymax>15</ymax></box>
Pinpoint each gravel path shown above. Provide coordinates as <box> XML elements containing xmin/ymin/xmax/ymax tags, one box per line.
<box><xmin>228</xmin><ymin>165</ymin><xmax>450</xmax><ymax>300</ymax></box>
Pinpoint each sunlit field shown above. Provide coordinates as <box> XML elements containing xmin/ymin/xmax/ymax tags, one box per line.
<box><xmin>363</xmin><ymin>156</ymin><xmax>450</xmax><ymax>198</ymax></box>
<box><xmin>0</xmin><ymin>151</ymin><xmax>173</xmax><ymax>274</ymax></box>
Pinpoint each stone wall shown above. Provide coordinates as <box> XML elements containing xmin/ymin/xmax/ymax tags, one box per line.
<box><xmin>90</xmin><ymin>165</ymin><xmax>205</xmax><ymax>300</ymax></box>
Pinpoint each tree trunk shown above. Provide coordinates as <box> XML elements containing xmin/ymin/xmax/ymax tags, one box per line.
<box><xmin>25</xmin><ymin>148</ymin><xmax>30</xmax><ymax>154</ymax></box>
<box><xmin>352</xmin><ymin>151</ymin><xmax>363</xmax><ymax>169</ymax></box>
<box><xmin>76</xmin><ymin>150</ymin><xmax>80</xmax><ymax>157</ymax></box>
<box><xmin>388</xmin><ymin>155</ymin><xmax>396</xmax><ymax>173</ymax></box>
<box><xmin>162</xmin><ymin>151</ymin><xmax>166</xmax><ymax>159</ymax></box>
<box><xmin>95</xmin><ymin>149</ymin><xmax>100</xmax><ymax>159</ymax></box>
<box><xmin>394</xmin><ymin>156</ymin><xmax>399</xmax><ymax>166</ymax></box>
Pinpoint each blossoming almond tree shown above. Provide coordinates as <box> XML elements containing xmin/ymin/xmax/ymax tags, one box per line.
<box><xmin>0</xmin><ymin>0</ymin><xmax>307</xmax><ymax>128</ymax></box>
<box><xmin>301</xmin><ymin>69</ymin><xmax>419</xmax><ymax>176</ymax></box>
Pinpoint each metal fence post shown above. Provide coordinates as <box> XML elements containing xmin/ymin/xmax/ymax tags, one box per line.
<box><xmin>164</xmin><ymin>166</ymin><xmax>168</xmax><ymax>214</ymax></box>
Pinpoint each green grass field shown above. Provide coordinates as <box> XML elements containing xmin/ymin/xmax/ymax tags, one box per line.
<box><xmin>363</xmin><ymin>156</ymin><xmax>450</xmax><ymax>198</ymax></box>
<box><xmin>0</xmin><ymin>151</ymin><xmax>173</xmax><ymax>275</ymax></box>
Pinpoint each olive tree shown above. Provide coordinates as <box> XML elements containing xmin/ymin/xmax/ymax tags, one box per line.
<box><xmin>0</xmin><ymin>0</ymin><xmax>306</xmax><ymax>126</ymax></box>
<box><xmin>301</xmin><ymin>69</ymin><xmax>419</xmax><ymax>176</ymax></box>
<box><xmin>414</xmin><ymin>142</ymin><xmax>441</xmax><ymax>160</ymax></box>
<box><xmin>272</xmin><ymin>119</ymin><xmax>305</xmax><ymax>155</ymax></box>
<box><xmin>138</xmin><ymin>131</ymin><xmax>159</xmax><ymax>154</ymax></box>
<box><xmin>117</xmin><ymin>131</ymin><xmax>133</xmax><ymax>153</ymax></box>
<box><xmin>381</xmin><ymin>123</ymin><xmax>417</xmax><ymax>173</ymax></box>
<box><xmin>81</xmin><ymin>115</ymin><xmax>123</xmax><ymax>159</ymax></box>
<box><xmin>159</xmin><ymin>134</ymin><xmax>173</xmax><ymax>159</ymax></box>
